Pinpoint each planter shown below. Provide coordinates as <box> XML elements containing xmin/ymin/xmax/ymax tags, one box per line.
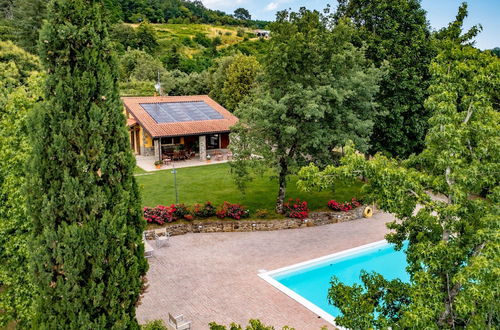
<box><xmin>155</xmin><ymin>164</ymin><xmax>161</xmax><ymax>169</ymax></box>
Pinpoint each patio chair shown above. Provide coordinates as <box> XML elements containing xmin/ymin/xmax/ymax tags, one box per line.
<box><xmin>153</xmin><ymin>228</ymin><xmax>170</xmax><ymax>248</ymax></box>
<box><xmin>162</xmin><ymin>154</ymin><xmax>171</xmax><ymax>165</ymax></box>
<box><xmin>168</xmin><ymin>313</ymin><xmax>191</xmax><ymax>330</ymax></box>
<box><xmin>142</xmin><ymin>232</ymin><xmax>154</xmax><ymax>258</ymax></box>
<box><xmin>214</xmin><ymin>151</ymin><xmax>223</xmax><ymax>161</ymax></box>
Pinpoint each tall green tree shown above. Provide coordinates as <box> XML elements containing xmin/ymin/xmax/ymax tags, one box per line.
<box><xmin>231</xmin><ymin>8</ymin><xmax>380</xmax><ymax>213</ymax></box>
<box><xmin>0</xmin><ymin>40</ymin><xmax>42</xmax><ymax>327</ymax></box>
<box><xmin>12</xmin><ymin>0</ymin><xmax>48</xmax><ymax>53</ymax></box>
<box><xmin>220</xmin><ymin>54</ymin><xmax>260</xmax><ymax>111</ymax></box>
<box><xmin>298</xmin><ymin>27</ymin><xmax>500</xmax><ymax>330</ymax></box>
<box><xmin>334</xmin><ymin>0</ymin><xmax>435</xmax><ymax>157</ymax></box>
<box><xmin>29</xmin><ymin>0</ymin><xmax>147</xmax><ymax>328</ymax></box>
<box><xmin>233</xmin><ymin>8</ymin><xmax>251</xmax><ymax>21</ymax></box>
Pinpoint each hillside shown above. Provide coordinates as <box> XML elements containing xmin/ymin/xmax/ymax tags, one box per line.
<box><xmin>137</xmin><ymin>23</ymin><xmax>259</xmax><ymax>56</ymax></box>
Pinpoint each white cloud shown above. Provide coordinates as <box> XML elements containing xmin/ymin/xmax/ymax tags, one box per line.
<box><xmin>265</xmin><ymin>2</ymin><xmax>279</xmax><ymax>11</ymax></box>
<box><xmin>201</xmin><ymin>0</ymin><xmax>246</xmax><ymax>8</ymax></box>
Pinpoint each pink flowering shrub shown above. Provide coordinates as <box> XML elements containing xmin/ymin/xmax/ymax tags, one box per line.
<box><xmin>143</xmin><ymin>205</ymin><xmax>176</xmax><ymax>225</ymax></box>
<box><xmin>327</xmin><ymin>198</ymin><xmax>362</xmax><ymax>212</ymax></box>
<box><xmin>283</xmin><ymin>198</ymin><xmax>309</xmax><ymax>219</ymax></box>
<box><xmin>216</xmin><ymin>202</ymin><xmax>250</xmax><ymax>220</ymax></box>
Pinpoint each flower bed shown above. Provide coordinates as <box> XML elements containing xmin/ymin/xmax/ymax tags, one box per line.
<box><xmin>144</xmin><ymin>201</ymin><xmax>251</xmax><ymax>224</ymax></box>
<box><xmin>327</xmin><ymin>198</ymin><xmax>362</xmax><ymax>212</ymax></box>
<box><xmin>283</xmin><ymin>198</ymin><xmax>309</xmax><ymax>219</ymax></box>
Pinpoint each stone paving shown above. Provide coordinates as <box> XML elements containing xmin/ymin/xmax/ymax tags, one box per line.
<box><xmin>136</xmin><ymin>155</ymin><xmax>229</xmax><ymax>172</ymax></box>
<box><xmin>136</xmin><ymin>212</ymin><xmax>394</xmax><ymax>329</ymax></box>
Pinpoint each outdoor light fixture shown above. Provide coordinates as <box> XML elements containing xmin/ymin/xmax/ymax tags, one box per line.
<box><xmin>252</xmin><ymin>223</ymin><xmax>256</xmax><ymax>227</ymax></box>
<box><xmin>304</xmin><ymin>219</ymin><xmax>308</xmax><ymax>223</ymax></box>
<box><xmin>198</xmin><ymin>225</ymin><xmax>203</xmax><ymax>229</ymax></box>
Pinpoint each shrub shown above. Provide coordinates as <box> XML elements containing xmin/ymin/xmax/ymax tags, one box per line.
<box><xmin>141</xmin><ymin>320</ymin><xmax>168</xmax><ymax>330</ymax></box>
<box><xmin>327</xmin><ymin>198</ymin><xmax>361</xmax><ymax>212</ymax></box>
<box><xmin>216</xmin><ymin>202</ymin><xmax>250</xmax><ymax>220</ymax></box>
<box><xmin>255</xmin><ymin>209</ymin><xmax>269</xmax><ymax>219</ymax></box>
<box><xmin>283</xmin><ymin>198</ymin><xmax>309</xmax><ymax>219</ymax></box>
<box><xmin>237</xmin><ymin>28</ymin><xmax>245</xmax><ymax>37</ymax></box>
<box><xmin>194</xmin><ymin>32</ymin><xmax>211</xmax><ymax>47</ymax></box>
<box><xmin>193</xmin><ymin>201</ymin><xmax>217</xmax><ymax>218</ymax></box>
<box><xmin>172</xmin><ymin>203</ymin><xmax>191</xmax><ymax>219</ymax></box>
<box><xmin>184</xmin><ymin>214</ymin><xmax>193</xmax><ymax>221</ymax></box>
<box><xmin>143</xmin><ymin>205</ymin><xmax>176</xmax><ymax>225</ymax></box>
<box><xmin>225</xmin><ymin>31</ymin><xmax>232</xmax><ymax>36</ymax></box>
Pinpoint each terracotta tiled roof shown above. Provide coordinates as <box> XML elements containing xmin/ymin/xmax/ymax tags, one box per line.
<box><xmin>122</xmin><ymin>95</ymin><xmax>238</xmax><ymax>138</ymax></box>
<box><xmin>127</xmin><ymin>118</ymin><xmax>137</xmax><ymax>127</ymax></box>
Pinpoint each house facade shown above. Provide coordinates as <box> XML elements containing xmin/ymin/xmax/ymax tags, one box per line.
<box><xmin>122</xmin><ymin>95</ymin><xmax>238</xmax><ymax>161</ymax></box>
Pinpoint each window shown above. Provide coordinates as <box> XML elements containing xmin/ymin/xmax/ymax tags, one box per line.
<box><xmin>160</xmin><ymin>137</ymin><xmax>181</xmax><ymax>145</ymax></box>
<box><xmin>207</xmin><ymin>134</ymin><xmax>220</xmax><ymax>149</ymax></box>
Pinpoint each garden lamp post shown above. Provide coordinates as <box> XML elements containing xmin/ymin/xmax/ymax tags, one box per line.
<box><xmin>171</xmin><ymin>161</ymin><xmax>179</xmax><ymax>204</ymax></box>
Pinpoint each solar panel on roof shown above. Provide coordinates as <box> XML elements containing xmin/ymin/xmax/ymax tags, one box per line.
<box><xmin>140</xmin><ymin>101</ymin><xmax>224</xmax><ymax>123</ymax></box>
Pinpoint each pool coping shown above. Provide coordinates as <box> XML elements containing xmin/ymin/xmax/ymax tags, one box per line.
<box><xmin>257</xmin><ymin>239</ymin><xmax>389</xmax><ymax>328</ymax></box>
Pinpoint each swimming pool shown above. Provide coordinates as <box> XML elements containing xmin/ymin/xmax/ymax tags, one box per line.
<box><xmin>258</xmin><ymin>240</ymin><xmax>409</xmax><ymax>326</ymax></box>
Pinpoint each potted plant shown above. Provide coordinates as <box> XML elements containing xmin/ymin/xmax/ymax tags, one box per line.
<box><xmin>206</xmin><ymin>154</ymin><xmax>211</xmax><ymax>163</ymax></box>
<box><xmin>154</xmin><ymin>160</ymin><xmax>162</xmax><ymax>169</ymax></box>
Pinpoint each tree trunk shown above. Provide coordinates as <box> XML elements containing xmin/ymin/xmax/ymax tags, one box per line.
<box><xmin>275</xmin><ymin>158</ymin><xmax>288</xmax><ymax>214</ymax></box>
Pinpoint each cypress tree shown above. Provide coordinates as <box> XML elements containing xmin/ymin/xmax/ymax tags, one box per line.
<box><xmin>29</xmin><ymin>0</ymin><xmax>147</xmax><ymax>328</ymax></box>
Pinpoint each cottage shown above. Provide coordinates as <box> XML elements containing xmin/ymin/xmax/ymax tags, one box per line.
<box><xmin>254</xmin><ymin>29</ymin><xmax>270</xmax><ymax>38</ymax></box>
<box><xmin>123</xmin><ymin>95</ymin><xmax>238</xmax><ymax>161</ymax></box>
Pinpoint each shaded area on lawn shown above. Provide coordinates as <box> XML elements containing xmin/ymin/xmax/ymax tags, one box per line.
<box><xmin>136</xmin><ymin>163</ymin><xmax>363</xmax><ymax>212</ymax></box>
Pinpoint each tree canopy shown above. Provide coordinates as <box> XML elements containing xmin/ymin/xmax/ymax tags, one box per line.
<box><xmin>231</xmin><ymin>8</ymin><xmax>380</xmax><ymax>212</ymax></box>
<box><xmin>29</xmin><ymin>0</ymin><xmax>147</xmax><ymax>327</ymax></box>
<box><xmin>334</xmin><ymin>0</ymin><xmax>435</xmax><ymax>158</ymax></box>
<box><xmin>0</xmin><ymin>40</ymin><xmax>43</xmax><ymax>327</ymax></box>
<box><xmin>298</xmin><ymin>24</ymin><xmax>500</xmax><ymax>329</ymax></box>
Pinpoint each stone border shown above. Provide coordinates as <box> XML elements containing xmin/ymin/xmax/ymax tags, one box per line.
<box><xmin>156</xmin><ymin>206</ymin><xmax>371</xmax><ymax>237</ymax></box>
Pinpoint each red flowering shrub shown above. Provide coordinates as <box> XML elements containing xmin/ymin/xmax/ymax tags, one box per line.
<box><xmin>172</xmin><ymin>204</ymin><xmax>191</xmax><ymax>219</ymax></box>
<box><xmin>327</xmin><ymin>198</ymin><xmax>362</xmax><ymax>212</ymax></box>
<box><xmin>143</xmin><ymin>205</ymin><xmax>176</xmax><ymax>225</ymax></box>
<box><xmin>216</xmin><ymin>202</ymin><xmax>250</xmax><ymax>220</ymax></box>
<box><xmin>193</xmin><ymin>202</ymin><xmax>217</xmax><ymax>218</ymax></box>
<box><xmin>184</xmin><ymin>214</ymin><xmax>193</xmax><ymax>221</ymax></box>
<box><xmin>283</xmin><ymin>198</ymin><xmax>309</xmax><ymax>219</ymax></box>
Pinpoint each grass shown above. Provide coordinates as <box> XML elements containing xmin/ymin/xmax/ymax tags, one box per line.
<box><xmin>134</xmin><ymin>166</ymin><xmax>147</xmax><ymax>174</ymax></box>
<box><xmin>135</xmin><ymin>163</ymin><xmax>363</xmax><ymax>212</ymax></box>
<box><xmin>129</xmin><ymin>23</ymin><xmax>256</xmax><ymax>56</ymax></box>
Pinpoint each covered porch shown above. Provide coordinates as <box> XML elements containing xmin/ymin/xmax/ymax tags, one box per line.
<box><xmin>153</xmin><ymin>133</ymin><xmax>230</xmax><ymax>162</ymax></box>
<box><xmin>135</xmin><ymin>150</ymin><xmax>231</xmax><ymax>172</ymax></box>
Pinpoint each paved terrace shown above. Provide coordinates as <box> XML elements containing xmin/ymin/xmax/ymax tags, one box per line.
<box><xmin>137</xmin><ymin>212</ymin><xmax>394</xmax><ymax>329</ymax></box>
<box><xmin>136</xmin><ymin>155</ymin><xmax>229</xmax><ymax>172</ymax></box>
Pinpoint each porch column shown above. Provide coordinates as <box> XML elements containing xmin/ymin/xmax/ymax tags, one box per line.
<box><xmin>154</xmin><ymin>138</ymin><xmax>160</xmax><ymax>160</ymax></box>
<box><xmin>199</xmin><ymin>135</ymin><xmax>206</xmax><ymax>161</ymax></box>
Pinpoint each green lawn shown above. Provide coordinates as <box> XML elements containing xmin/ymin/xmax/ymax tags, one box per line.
<box><xmin>134</xmin><ymin>166</ymin><xmax>147</xmax><ymax>174</ymax></box>
<box><xmin>135</xmin><ymin>163</ymin><xmax>363</xmax><ymax>212</ymax></box>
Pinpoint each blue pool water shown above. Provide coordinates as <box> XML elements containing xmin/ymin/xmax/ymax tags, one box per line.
<box><xmin>273</xmin><ymin>242</ymin><xmax>409</xmax><ymax>318</ymax></box>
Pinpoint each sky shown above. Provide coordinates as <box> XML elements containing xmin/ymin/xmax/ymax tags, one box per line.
<box><xmin>201</xmin><ymin>0</ymin><xmax>500</xmax><ymax>50</ymax></box>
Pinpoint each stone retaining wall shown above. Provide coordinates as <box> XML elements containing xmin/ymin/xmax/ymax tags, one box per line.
<box><xmin>159</xmin><ymin>206</ymin><xmax>371</xmax><ymax>236</ymax></box>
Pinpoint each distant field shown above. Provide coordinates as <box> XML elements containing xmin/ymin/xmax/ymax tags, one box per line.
<box><xmin>135</xmin><ymin>163</ymin><xmax>363</xmax><ymax>212</ymax></box>
<box><xmin>128</xmin><ymin>23</ymin><xmax>256</xmax><ymax>56</ymax></box>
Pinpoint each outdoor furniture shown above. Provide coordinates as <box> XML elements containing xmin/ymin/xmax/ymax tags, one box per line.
<box><xmin>173</xmin><ymin>150</ymin><xmax>187</xmax><ymax>161</ymax></box>
<box><xmin>162</xmin><ymin>154</ymin><xmax>172</xmax><ymax>165</ymax></box>
<box><xmin>168</xmin><ymin>313</ymin><xmax>191</xmax><ymax>330</ymax></box>
<box><xmin>153</xmin><ymin>228</ymin><xmax>170</xmax><ymax>248</ymax></box>
<box><xmin>226</xmin><ymin>151</ymin><xmax>233</xmax><ymax>160</ymax></box>
<box><xmin>142</xmin><ymin>232</ymin><xmax>154</xmax><ymax>258</ymax></box>
<box><xmin>214</xmin><ymin>150</ymin><xmax>223</xmax><ymax>161</ymax></box>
